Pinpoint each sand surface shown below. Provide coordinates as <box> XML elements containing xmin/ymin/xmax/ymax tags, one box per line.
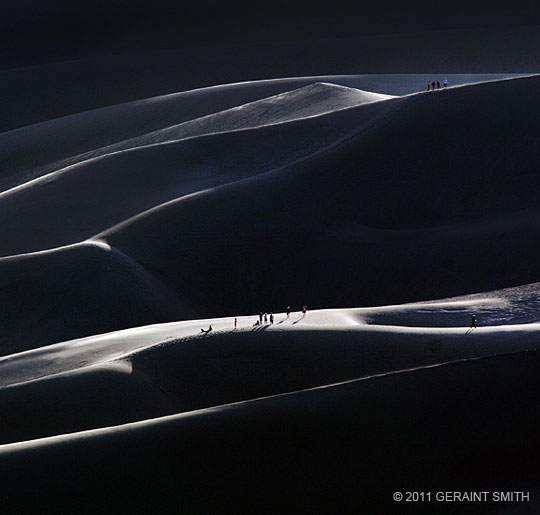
<box><xmin>1</xmin><ymin>73</ymin><xmax>539</xmax><ymax>513</ymax></box>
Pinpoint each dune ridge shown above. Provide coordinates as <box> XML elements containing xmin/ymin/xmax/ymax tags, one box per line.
<box><xmin>0</xmin><ymin>75</ymin><xmax>539</xmax><ymax>353</ymax></box>
<box><xmin>99</xmin><ymin>74</ymin><xmax>540</xmax><ymax>317</ymax></box>
<box><xmin>0</xmin><ymin>344</ymin><xmax>539</xmax><ymax>513</ymax></box>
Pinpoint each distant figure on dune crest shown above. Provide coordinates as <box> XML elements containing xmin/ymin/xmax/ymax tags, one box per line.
<box><xmin>302</xmin><ymin>305</ymin><xmax>307</xmax><ymax>317</ymax></box>
<box><xmin>427</xmin><ymin>81</ymin><xmax>431</xmax><ymax>91</ymax></box>
<box><xmin>437</xmin><ymin>80</ymin><xmax>441</xmax><ymax>89</ymax></box>
<box><xmin>259</xmin><ymin>312</ymin><xmax>263</xmax><ymax>324</ymax></box>
<box><xmin>254</xmin><ymin>319</ymin><xmax>260</xmax><ymax>326</ymax></box>
<box><xmin>470</xmin><ymin>315</ymin><xmax>477</xmax><ymax>329</ymax></box>
<box><xmin>264</xmin><ymin>313</ymin><xmax>268</xmax><ymax>324</ymax></box>
<box><xmin>286</xmin><ymin>306</ymin><xmax>291</xmax><ymax>318</ymax></box>
<box><xmin>234</xmin><ymin>317</ymin><xmax>237</xmax><ymax>330</ymax></box>
<box><xmin>270</xmin><ymin>313</ymin><xmax>274</xmax><ymax>324</ymax></box>
<box><xmin>201</xmin><ymin>325</ymin><xmax>212</xmax><ymax>334</ymax></box>
<box><xmin>431</xmin><ymin>81</ymin><xmax>436</xmax><ymax>90</ymax></box>
<box><xmin>444</xmin><ymin>77</ymin><xmax>448</xmax><ymax>87</ymax></box>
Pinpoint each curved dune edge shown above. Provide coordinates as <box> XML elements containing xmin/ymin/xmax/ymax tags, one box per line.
<box><xmin>0</xmin><ymin>347</ymin><xmax>534</xmax><ymax>451</ymax></box>
<box><xmin>0</xmin><ymin>280</ymin><xmax>538</xmax><ymax>446</ymax></box>
<box><xmin>1</xmin><ymin>341</ymin><xmax>539</xmax><ymax>514</ymax></box>
<box><xmin>0</xmin><ymin>74</ymin><xmax>532</xmax><ymax>256</ymax></box>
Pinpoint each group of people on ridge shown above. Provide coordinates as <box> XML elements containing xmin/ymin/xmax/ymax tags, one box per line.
<box><xmin>201</xmin><ymin>306</ymin><xmax>308</xmax><ymax>333</ymax></box>
<box><xmin>427</xmin><ymin>78</ymin><xmax>447</xmax><ymax>90</ymax></box>
<box><xmin>253</xmin><ymin>305</ymin><xmax>308</xmax><ymax>327</ymax></box>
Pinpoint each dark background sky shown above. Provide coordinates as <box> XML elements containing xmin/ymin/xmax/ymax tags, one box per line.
<box><xmin>1</xmin><ymin>1</ymin><xmax>539</xmax><ymax>68</ymax></box>
<box><xmin>0</xmin><ymin>0</ymin><xmax>539</xmax><ymax>130</ymax></box>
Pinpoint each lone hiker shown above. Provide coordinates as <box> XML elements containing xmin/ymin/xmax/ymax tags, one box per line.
<box><xmin>470</xmin><ymin>315</ymin><xmax>477</xmax><ymax>329</ymax></box>
<box><xmin>286</xmin><ymin>306</ymin><xmax>291</xmax><ymax>318</ymax></box>
<box><xmin>234</xmin><ymin>317</ymin><xmax>237</xmax><ymax>330</ymax></box>
<box><xmin>302</xmin><ymin>305</ymin><xmax>307</xmax><ymax>317</ymax></box>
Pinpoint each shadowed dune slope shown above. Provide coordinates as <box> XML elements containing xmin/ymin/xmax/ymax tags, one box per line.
<box><xmin>0</xmin><ymin>80</ymin><xmax>390</xmax><ymax>191</ymax></box>
<box><xmin>122</xmin><ymin>326</ymin><xmax>540</xmax><ymax>416</ymax></box>
<box><xmin>0</xmin><ymin>74</ymin><xmax>518</xmax><ymax>192</ymax></box>
<box><xmin>0</xmin><ymin>242</ymin><xmax>194</xmax><ymax>354</ymax></box>
<box><xmin>365</xmin><ymin>281</ymin><xmax>540</xmax><ymax>327</ymax></box>
<box><xmin>1</xmin><ymin>349</ymin><xmax>539</xmax><ymax>513</ymax></box>
<box><xmin>101</xmin><ymin>75</ymin><xmax>540</xmax><ymax>313</ymax></box>
<box><xmin>0</xmin><ymin>364</ymin><xmax>176</xmax><ymax>445</ymax></box>
<box><xmin>0</xmin><ymin>90</ymin><xmax>397</xmax><ymax>256</ymax></box>
<box><xmin>2</xmin><ymin>324</ymin><xmax>540</xmax><ymax>444</ymax></box>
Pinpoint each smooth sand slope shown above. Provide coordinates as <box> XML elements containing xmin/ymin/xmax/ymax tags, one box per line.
<box><xmin>0</xmin><ymin>282</ymin><xmax>538</xmax><ymax>443</ymax></box>
<box><xmin>0</xmin><ymin>84</ymin><xmax>395</xmax><ymax>256</ymax></box>
<box><xmin>101</xmin><ymin>75</ymin><xmax>540</xmax><ymax>317</ymax></box>
<box><xmin>1</xmin><ymin>74</ymin><xmax>539</xmax><ymax>513</ymax></box>
<box><xmin>0</xmin><ymin>75</ymin><xmax>539</xmax><ymax>351</ymax></box>
<box><xmin>0</xmin><ymin>74</ymin><xmax>518</xmax><ymax>191</ymax></box>
<box><xmin>0</xmin><ymin>79</ymin><xmax>392</xmax><ymax>191</ymax></box>
<box><xmin>0</xmin><ymin>241</ymin><xmax>196</xmax><ymax>353</ymax></box>
<box><xmin>0</xmin><ymin>297</ymin><xmax>540</xmax><ymax>513</ymax></box>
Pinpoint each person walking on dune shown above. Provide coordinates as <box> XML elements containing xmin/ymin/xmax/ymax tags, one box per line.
<box><xmin>427</xmin><ymin>81</ymin><xmax>431</xmax><ymax>91</ymax></box>
<box><xmin>259</xmin><ymin>312</ymin><xmax>263</xmax><ymax>325</ymax></box>
<box><xmin>302</xmin><ymin>305</ymin><xmax>307</xmax><ymax>317</ymax></box>
<box><xmin>431</xmin><ymin>81</ymin><xmax>436</xmax><ymax>90</ymax></box>
<box><xmin>443</xmin><ymin>77</ymin><xmax>448</xmax><ymax>88</ymax></box>
<box><xmin>437</xmin><ymin>80</ymin><xmax>441</xmax><ymax>89</ymax></box>
<box><xmin>234</xmin><ymin>317</ymin><xmax>237</xmax><ymax>330</ymax></box>
<box><xmin>264</xmin><ymin>313</ymin><xmax>268</xmax><ymax>324</ymax></box>
<box><xmin>286</xmin><ymin>306</ymin><xmax>291</xmax><ymax>318</ymax></box>
<box><xmin>470</xmin><ymin>315</ymin><xmax>477</xmax><ymax>329</ymax></box>
<box><xmin>270</xmin><ymin>313</ymin><xmax>274</xmax><ymax>324</ymax></box>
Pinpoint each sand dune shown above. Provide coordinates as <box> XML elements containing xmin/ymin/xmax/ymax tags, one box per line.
<box><xmin>0</xmin><ymin>79</ymin><xmax>389</xmax><ymax>191</ymax></box>
<box><xmin>0</xmin><ymin>86</ymin><xmax>397</xmax><ymax>256</ymax></box>
<box><xmin>0</xmin><ymin>75</ymin><xmax>539</xmax><ymax>348</ymax></box>
<box><xmin>0</xmin><ymin>289</ymin><xmax>539</xmax><ymax>442</ymax></box>
<box><xmin>1</xmin><ymin>71</ymin><xmax>540</xmax><ymax>513</ymax></box>
<box><xmin>100</xmin><ymin>75</ymin><xmax>540</xmax><ymax>316</ymax></box>
<box><xmin>0</xmin><ymin>344</ymin><xmax>539</xmax><ymax>513</ymax></box>
<box><xmin>0</xmin><ymin>74</ymin><xmax>518</xmax><ymax>192</ymax></box>
<box><xmin>0</xmin><ymin>241</ymin><xmax>194</xmax><ymax>353</ymax></box>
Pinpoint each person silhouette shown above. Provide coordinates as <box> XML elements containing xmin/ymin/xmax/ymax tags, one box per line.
<box><xmin>302</xmin><ymin>305</ymin><xmax>307</xmax><ymax>317</ymax></box>
<box><xmin>470</xmin><ymin>315</ymin><xmax>477</xmax><ymax>329</ymax></box>
<box><xmin>286</xmin><ymin>306</ymin><xmax>291</xmax><ymax>318</ymax></box>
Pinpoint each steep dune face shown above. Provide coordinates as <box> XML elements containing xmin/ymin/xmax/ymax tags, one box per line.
<box><xmin>0</xmin><ymin>74</ymin><xmax>516</xmax><ymax>192</ymax></box>
<box><xmin>0</xmin><ymin>364</ymin><xmax>176</xmax><ymax>445</ymax></box>
<box><xmin>102</xmin><ymin>75</ymin><xmax>540</xmax><ymax>314</ymax></box>
<box><xmin>0</xmin><ymin>80</ymin><xmax>390</xmax><ymax>191</ymax></box>
<box><xmin>0</xmin><ymin>89</ymin><xmax>397</xmax><ymax>256</ymax></box>
<box><xmin>1</xmin><ymin>75</ymin><xmax>539</xmax><ymax>352</ymax></box>
<box><xmin>0</xmin><ymin>242</ymin><xmax>192</xmax><ymax>353</ymax></box>
<box><xmin>1</xmin><ymin>349</ymin><xmax>540</xmax><ymax>513</ymax></box>
<box><xmin>2</xmin><ymin>320</ymin><xmax>540</xmax><ymax>444</ymax></box>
